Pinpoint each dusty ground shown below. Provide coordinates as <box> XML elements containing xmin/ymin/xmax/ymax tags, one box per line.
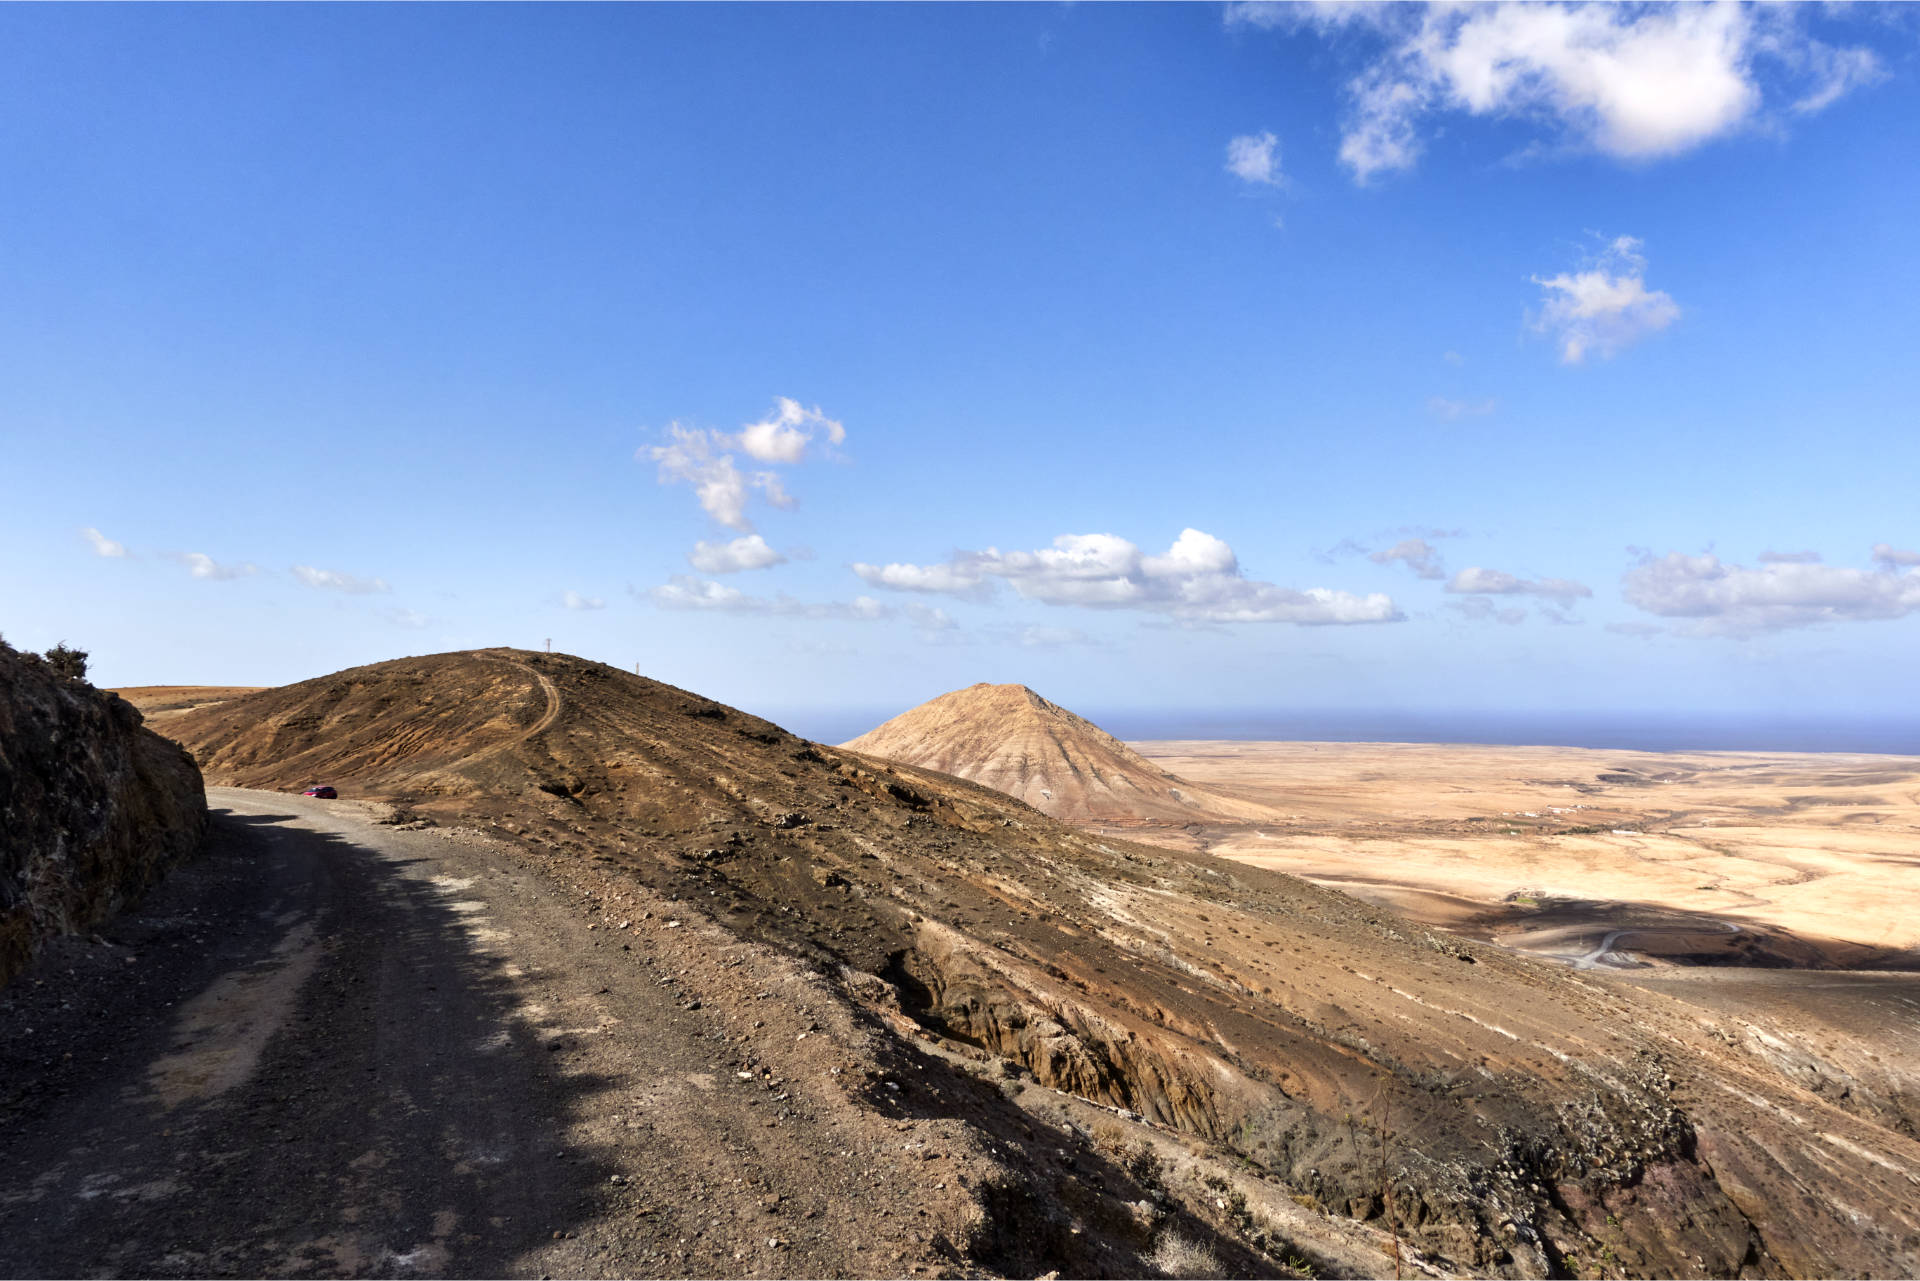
<box><xmin>0</xmin><ymin>788</ymin><xmax>1286</xmax><ymax>1280</ymax></box>
<box><xmin>29</xmin><ymin>657</ymin><xmax>1918</xmax><ymax>1278</ymax></box>
<box><xmin>111</xmin><ymin>686</ymin><xmax>266</xmax><ymax>723</ymax></box>
<box><xmin>1135</xmin><ymin>740</ymin><xmax>1920</xmax><ymax>971</ymax></box>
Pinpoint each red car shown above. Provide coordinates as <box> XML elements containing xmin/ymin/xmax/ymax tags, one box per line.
<box><xmin>302</xmin><ymin>785</ymin><xmax>338</xmax><ymax>799</ymax></box>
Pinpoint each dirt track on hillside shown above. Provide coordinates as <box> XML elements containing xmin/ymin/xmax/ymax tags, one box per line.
<box><xmin>113</xmin><ymin>654</ymin><xmax>1920</xmax><ymax>1277</ymax></box>
<box><xmin>1</xmin><ymin>789</ymin><xmax>1310</xmax><ymax>1280</ymax></box>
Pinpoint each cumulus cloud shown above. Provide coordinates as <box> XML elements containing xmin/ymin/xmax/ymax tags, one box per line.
<box><xmin>1531</xmin><ymin>235</ymin><xmax>1679</xmax><ymax>363</ymax></box>
<box><xmin>850</xmin><ymin>559</ymin><xmax>996</xmax><ymax>601</ymax></box>
<box><xmin>561</xmin><ymin>590</ymin><xmax>606</xmax><ymax>611</ymax></box>
<box><xmin>1370</xmin><ymin>537</ymin><xmax>1446</xmax><ymax>581</ymax></box>
<box><xmin>173</xmin><ymin>552</ymin><xmax>258</xmax><ymax>581</ymax></box>
<box><xmin>1871</xmin><ymin>543</ymin><xmax>1920</xmax><ymax>570</ymax></box>
<box><xmin>292</xmin><ymin>565</ymin><xmax>391</xmax><ymax>594</ymax></box>
<box><xmin>854</xmin><ymin>528</ymin><xmax>1400</xmax><ymax>626</ymax></box>
<box><xmin>1622</xmin><ymin>550</ymin><xmax>1920</xmax><ymax>634</ymax></box>
<box><xmin>1427</xmin><ymin>396</ymin><xmax>1497</xmax><ymax>420</ymax></box>
<box><xmin>689</xmin><ymin>534</ymin><xmax>787</xmax><ymax>574</ymax></box>
<box><xmin>1758</xmin><ymin>549</ymin><xmax>1822</xmax><ymax>565</ymax></box>
<box><xmin>1236</xmin><ymin>3</ymin><xmax>1884</xmax><ymax>183</ymax></box>
<box><xmin>80</xmin><ymin>527</ymin><xmax>129</xmax><ymax>558</ymax></box>
<box><xmin>1226</xmin><ymin>131</ymin><xmax>1283</xmax><ymax>185</ymax></box>
<box><xmin>1447</xmin><ymin>566</ymin><xmax>1593</xmax><ymax>605</ymax></box>
<box><xmin>736</xmin><ymin>397</ymin><xmax>846</xmax><ymax>465</ymax></box>
<box><xmin>643</xmin><ymin>398</ymin><xmax>843</xmax><ymax>531</ymax></box>
<box><xmin>647</xmin><ymin>425</ymin><xmax>768</xmax><ymax>531</ymax></box>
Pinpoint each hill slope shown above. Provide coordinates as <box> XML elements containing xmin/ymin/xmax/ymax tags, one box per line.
<box><xmin>842</xmin><ymin>683</ymin><xmax>1278</xmax><ymax>827</ymax></box>
<box><xmin>165</xmin><ymin>651</ymin><xmax>1920</xmax><ymax>1278</ymax></box>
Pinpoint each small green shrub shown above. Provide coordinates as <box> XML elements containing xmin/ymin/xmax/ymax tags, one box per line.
<box><xmin>44</xmin><ymin>642</ymin><xmax>88</xmax><ymax>681</ymax></box>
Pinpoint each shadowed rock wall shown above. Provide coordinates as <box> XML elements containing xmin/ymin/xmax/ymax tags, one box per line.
<box><xmin>0</xmin><ymin>645</ymin><xmax>207</xmax><ymax>985</ymax></box>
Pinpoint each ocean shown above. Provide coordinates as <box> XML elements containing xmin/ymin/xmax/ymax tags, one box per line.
<box><xmin>782</xmin><ymin>706</ymin><xmax>1920</xmax><ymax>757</ymax></box>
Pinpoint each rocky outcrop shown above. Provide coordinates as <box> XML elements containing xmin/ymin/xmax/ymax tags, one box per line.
<box><xmin>0</xmin><ymin>645</ymin><xmax>207</xmax><ymax>985</ymax></box>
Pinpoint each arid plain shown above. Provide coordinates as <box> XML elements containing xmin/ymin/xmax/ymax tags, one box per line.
<box><xmin>31</xmin><ymin>669</ymin><xmax>1911</xmax><ymax>1277</ymax></box>
<box><xmin>1130</xmin><ymin>740</ymin><xmax>1920</xmax><ymax>972</ymax></box>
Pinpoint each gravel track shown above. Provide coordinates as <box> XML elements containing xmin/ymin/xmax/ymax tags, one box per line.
<box><xmin>0</xmin><ymin>789</ymin><xmax>1004</xmax><ymax>1279</ymax></box>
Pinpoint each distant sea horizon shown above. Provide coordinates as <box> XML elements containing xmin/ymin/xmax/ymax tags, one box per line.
<box><xmin>779</xmin><ymin>707</ymin><xmax>1920</xmax><ymax>758</ymax></box>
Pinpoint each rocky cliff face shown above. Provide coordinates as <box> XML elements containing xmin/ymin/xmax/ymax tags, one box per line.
<box><xmin>0</xmin><ymin>645</ymin><xmax>207</xmax><ymax>985</ymax></box>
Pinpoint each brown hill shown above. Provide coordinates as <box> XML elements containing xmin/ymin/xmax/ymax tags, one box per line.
<box><xmin>163</xmin><ymin>650</ymin><xmax>1920</xmax><ymax>1278</ymax></box>
<box><xmin>842</xmin><ymin>683</ymin><xmax>1279</xmax><ymax>828</ymax></box>
<box><xmin>109</xmin><ymin>685</ymin><xmax>265</xmax><ymax>722</ymax></box>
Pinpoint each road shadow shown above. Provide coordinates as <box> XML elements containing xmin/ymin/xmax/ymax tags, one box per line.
<box><xmin>1455</xmin><ymin>892</ymin><xmax>1920</xmax><ymax>972</ymax></box>
<box><xmin>0</xmin><ymin>804</ymin><xmax>622</xmax><ymax>1279</ymax></box>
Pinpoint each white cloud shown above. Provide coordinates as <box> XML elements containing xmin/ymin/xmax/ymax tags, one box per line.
<box><xmin>1449</xmin><ymin>596</ymin><xmax>1528</xmax><ymax>626</ymax></box>
<box><xmin>291</xmin><ymin>565</ymin><xmax>391</xmax><ymax>594</ymax></box>
<box><xmin>1442</xmin><ymin>350</ymin><xmax>1465</xmax><ymax>366</ymax></box>
<box><xmin>1427</xmin><ymin>396</ymin><xmax>1497</xmax><ymax>420</ymax></box>
<box><xmin>1243</xmin><ymin>3</ymin><xmax>1882</xmax><ymax>183</ymax></box>
<box><xmin>384</xmin><ymin>607</ymin><xmax>430</xmax><ymax>629</ymax></box>
<box><xmin>850</xmin><ymin>560</ymin><xmax>995</xmax><ymax>601</ymax></box>
<box><xmin>1226</xmin><ymin>1</ymin><xmax>1389</xmax><ymax>33</ymax></box>
<box><xmin>689</xmin><ymin>534</ymin><xmax>787</xmax><ymax>574</ymax></box>
<box><xmin>1226</xmin><ymin>131</ymin><xmax>1284</xmax><ymax>185</ymax></box>
<box><xmin>1342</xmin><ymin>61</ymin><xmax>1426</xmax><ymax>179</ymax></box>
<box><xmin>736</xmin><ymin>397</ymin><xmax>846</xmax><ymax>465</ymax></box>
<box><xmin>1370</xmin><ymin>537</ymin><xmax>1446</xmax><ymax>581</ymax></box>
<box><xmin>642</xmin><ymin>398</ymin><xmax>844</xmax><ymax>531</ymax></box>
<box><xmin>1758</xmin><ymin>549</ymin><xmax>1821</xmax><ymax>565</ymax></box>
<box><xmin>80</xmin><ymin>527</ymin><xmax>129</xmax><ymax>558</ymax></box>
<box><xmin>648</xmin><ymin>576</ymin><xmax>891</xmax><ymax>622</ymax></box>
<box><xmin>561</xmin><ymin>590</ymin><xmax>606</xmax><ymax>611</ymax></box>
<box><xmin>853</xmin><ymin>528</ymin><xmax>1400</xmax><ymax>626</ymax></box>
<box><xmin>647</xmin><ymin>425</ymin><xmax>755</xmax><ymax>531</ymax></box>
<box><xmin>1447</xmin><ymin>566</ymin><xmax>1593</xmax><ymax>605</ymax></box>
<box><xmin>174</xmin><ymin>552</ymin><xmax>258</xmax><ymax>581</ymax></box>
<box><xmin>1789</xmin><ymin>40</ymin><xmax>1885</xmax><ymax>116</ymax></box>
<box><xmin>1872</xmin><ymin>543</ymin><xmax>1920</xmax><ymax>570</ymax></box>
<box><xmin>1531</xmin><ymin>235</ymin><xmax>1679</xmax><ymax>363</ymax></box>
<box><xmin>1622</xmin><ymin>550</ymin><xmax>1920</xmax><ymax>634</ymax></box>
<box><xmin>1605</xmin><ymin>621</ymin><xmax>1664</xmax><ymax>638</ymax></box>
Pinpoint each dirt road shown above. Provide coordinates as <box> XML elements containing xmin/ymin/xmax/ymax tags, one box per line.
<box><xmin>0</xmin><ymin>789</ymin><xmax>1020</xmax><ymax>1278</ymax></box>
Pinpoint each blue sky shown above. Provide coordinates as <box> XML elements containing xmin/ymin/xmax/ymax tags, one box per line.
<box><xmin>5</xmin><ymin>3</ymin><xmax>1918</xmax><ymax>738</ymax></box>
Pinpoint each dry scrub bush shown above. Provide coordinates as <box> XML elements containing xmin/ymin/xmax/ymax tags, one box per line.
<box><xmin>1147</xmin><ymin>1231</ymin><xmax>1226</xmax><ymax>1279</ymax></box>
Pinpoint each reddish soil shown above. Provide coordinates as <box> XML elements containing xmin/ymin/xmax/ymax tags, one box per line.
<box><xmin>843</xmin><ymin>683</ymin><xmax>1282</xmax><ymax>831</ymax></box>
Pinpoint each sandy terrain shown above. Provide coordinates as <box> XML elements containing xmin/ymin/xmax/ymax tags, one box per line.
<box><xmin>56</xmin><ymin>662</ymin><xmax>1919</xmax><ymax>1275</ymax></box>
<box><xmin>133</xmin><ymin>653</ymin><xmax>1920</xmax><ymax>1276</ymax></box>
<box><xmin>1134</xmin><ymin>740</ymin><xmax>1920</xmax><ymax>970</ymax></box>
<box><xmin>111</xmin><ymin>685</ymin><xmax>265</xmax><ymax>721</ymax></box>
<box><xmin>843</xmin><ymin>684</ymin><xmax>1285</xmax><ymax>828</ymax></box>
